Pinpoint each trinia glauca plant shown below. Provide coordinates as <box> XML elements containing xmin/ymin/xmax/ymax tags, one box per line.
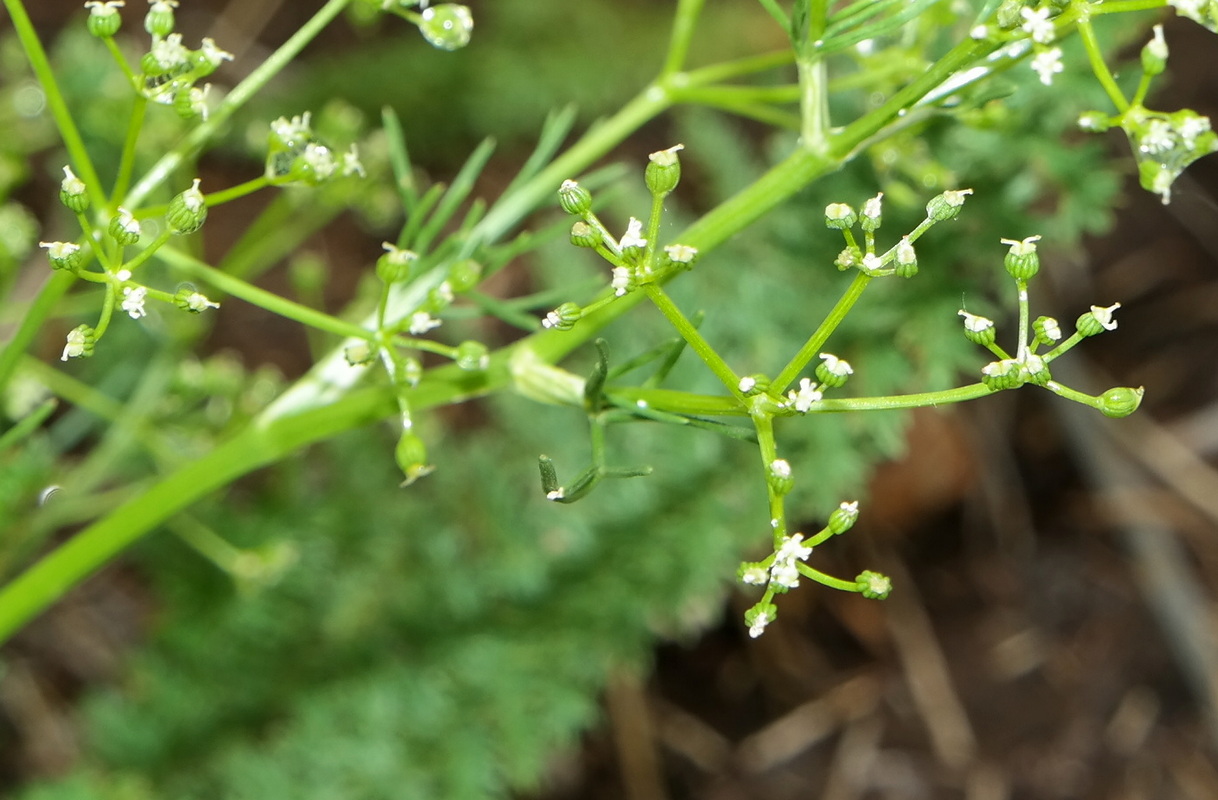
<box><xmin>0</xmin><ymin>0</ymin><xmax>1215</xmax><ymax>650</ymax></box>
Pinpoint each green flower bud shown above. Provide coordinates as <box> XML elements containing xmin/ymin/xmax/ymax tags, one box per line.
<box><xmin>447</xmin><ymin>259</ymin><xmax>482</xmax><ymax>292</ymax></box>
<box><xmin>926</xmin><ymin>188</ymin><xmax>973</xmax><ymax>222</ymax></box>
<box><xmin>61</xmin><ymin>324</ymin><xmax>96</xmax><ymax>362</ymax></box>
<box><xmin>981</xmin><ymin>359</ymin><xmax>1024</xmax><ymax>391</ymax></box>
<box><xmin>455</xmin><ymin>340</ymin><xmax>489</xmax><ymax>371</ymax></box>
<box><xmin>542</xmin><ymin>302</ymin><xmax>582</xmax><ymax>331</ymax></box>
<box><xmin>343</xmin><ymin>342</ymin><xmax>376</xmax><ymax>366</ymax></box>
<box><xmin>745</xmin><ymin>601</ymin><xmax>777</xmax><ymax>638</ymax></box>
<box><xmin>958</xmin><ymin>310</ymin><xmax>996</xmax><ymax>346</ymax></box>
<box><xmin>376</xmin><ymin>242</ymin><xmax>417</xmax><ymax>284</ymax></box>
<box><xmin>827</xmin><ymin>500</ymin><xmax>859</xmax><ymax>535</ymax></box>
<box><xmin>644</xmin><ymin>144</ymin><xmax>683</xmax><ymax>197</ymax></box>
<box><xmin>58</xmin><ymin>165</ymin><xmax>89</xmax><ymax>213</ymax></box>
<box><xmin>1141</xmin><ymin>25</ymin><xmax>1168</xmax><ymax>77</ymax></box>
<box><xmin>174</xmin><ymin>83</ymin><xmax>210</xmax><ymax>121</ymax></box>
<box><xmin>1021</xmin><ymin>354</ymin><xmax>1052</xmax><ymax>386</ymax></box>
<box><xmin>661</xmin><ymin>243</ymin><xmax>699</xmax><ymax>270</ymax></box>
<box><xmin>84</xmin><ymin>1</ymin><xmax>124</xmax><ymax>39</ymax></box>
<box><xmin>395</xmin><ymin>429</ymin><xmax>434</xmax><ymax>487</ymax></box>
<box><xmin>1078</xmin><ymin>111</ymin><xmax>1112</xmax><ymax>132</ymax></box>
<box><xmin>419</xmin><ymin>4</ymin><xmax>473</xmax><ymax>51</ymax></box>
<box><xmin>144</xmin><ymin>0</ymin><xmax>178</xmax><ymax>38</ymax></box>
<box><xmin>557</xmin><ymin>180</ymin><xmax>592</xmax><ymax>216</ymax></box>
<box><xmin>1098</xmin><ymin>386</ymin><xmax>1144</xmax><ymax>418</ymax></box>
<box><xmin>39</xmin><ymin>240</ymin><xmax>84</xmax><ymax>271</ymax></box>
<box><xmin>173</xmin><ymin>286</ymin><xmax>220</xmax><ymax>313</ymax></box>
<box><xmin>167</xmin><ymin>178</ymin><xmax>208</xmax><ymax>234</ymax></box>
<box><xmin>737</xmin><ymin>374</ymin><xmax>770</xmax><ymax>395</ymax></box>
<box><xmin>767</xmin><ymin>458</ymin><xmax>794</xmax><ymax>497</ymax></box>
<box><xmin>108</xmin><ymin>207</ymin><xmax>141</xmax><ymax>245</ymax></box>
<box><xmin>859</xmin><ymin>193</ymin><xmax>883</xmax><ymax>232</ymax></box>
<box><xmin>894</xmin><ymin>236</ymin><xmax>918</xmax><ymax>278</ymax></box>
<box><xmin>570</xmin><ymin>221</ymin><xmax>601</xmax><ymax>249</ymax></box>
<box><xmin>1032</xmin><ymin>315</ymin><xmax>1062</xmax><ymax>346</ymax></box>
<box><xmin>737</xmin><ymin>561</ymin><xmax>769</xmax><ymax>586</ymax></box>
<box><xmin>815</xmin><ymin>353</ymin><xmax>853</xmax><ymax>389</ymax></box>
<box><xmin>824</xmin><ymin>202</ymin><xmax>857</xmax><ymax>230</ymax></box>
<box><xmin>1002</xmin><ymin>235</ymin><xmax>1041</xmax><ymax>280</ymax></box>
<box><xmin>996</xmin><ymin>0</ymin><xmax>1023</xmax><ymax>29</ymax></box>
<box><xmin>1076</xmin><ymin>302</ymin><xmax>1121</xmax><ymax>337</ymax></box>
<box><xmin>856</xmin><ymin>570</ymin><xmax>892</xmax><ymax>600</ymax></box>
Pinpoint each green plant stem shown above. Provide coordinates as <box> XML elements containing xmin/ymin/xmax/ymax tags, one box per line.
<box><xmin>111</xmin><ymin>97</ymin><xmax>149</xmax><ymax>209</ymax></box>
<box><xmin>773</xmin><ymin>271</ymin><xmax>871</xmax><ymax>394</ymax></box>
<box><xmin>123</xmin><ymin>0</ymin><xmax>355</xmax><ymax>209</ymax></box>
<box><xmin>1077</xmin><ymin>16</ymin><xmax>1129</xmax><ymax>112</ymax></box>
<box><xmin>643</xmin><ymin>285</ymin><xmax>743</xmax><ymax>399</ymax></box>
<box><xmin>661</xmin><ymin>0</ymin><xmax>707</xmax><ymax>77</ymax></box>
<box><xmin>158</xmin><ymin>248</ymin><xmax>373</xmax><ymax>341</ymax></box>
<box><xmin>205</xmin><ymin>176</ymin><xmax>274</xmax><ymax>206</ymax></box>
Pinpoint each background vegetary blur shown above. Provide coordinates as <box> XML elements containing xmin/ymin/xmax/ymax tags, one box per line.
<box><xmin>2</xmin><ymin>0</ymin><xmax>1218</xmax><ymax>797</ymax></box>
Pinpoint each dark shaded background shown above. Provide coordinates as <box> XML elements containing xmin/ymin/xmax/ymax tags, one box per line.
<box><xmin>4</xmin><ymin>2</ymin><xmax>1218</xmax><ymax>798</ymax></box>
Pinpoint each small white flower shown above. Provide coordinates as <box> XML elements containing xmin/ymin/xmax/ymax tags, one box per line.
<box><xmin>409</xmin><ymin>312</ymin><xmax>441</xmax><ymax>335</ymax></box>
<box><xmin>611</xmin><ymin>266</ymin><xmax>632</xmax><ymax>296</ymax></box>
<box><xmin>301</xmin><ymin>143</ymin><xmax>336</xmax><ymax>181</ymax></box>
<box><xmin>862</xmin><ymin>192</ymin><xmax>883</xmax><ymax>218</ymax></box>
<box><xmin>647</xmin><ymin>143</ymin><xmax>683</xmax><ymax>166</ymax></box>
<box><xmin>1140</xmin><ymin>119</ymin><xmax>1176</xmax><ymax>154</ymax></box>
<box><xmin>150</xmin><ymin>32</ymin><xmax>189</xmax><ymax>71</ymax></box>
<box><xmin>542</xmin><ymin>310</ymin><xmax>561</xmax><ymax>329</ymax></box>
<box><xmin>819</xmin><ymin>353</ymin><xmax>853</xmax><ymax>378</ymax></box>
<box><xmin>619</xmin><ymin>217</ymin><xmax>647</xmax><ymax>250</ymax></box>
<box><xmin>958</xmin><ymin>309</ymin><xmax>994</xmax><ymax>333</ymax></box>
<box><xmin>786</xmin><ymin>377</ymin><xmax>823</xmax><ymax>413</ymax></box>
<box><xmin>1000</xmin><ymin>234</ymin><xmax>1041</xmax><ymax>255</ymax></box>
<box><xmin>198</xmin><ymin>37</ymin><xmax>233</xmax><ymax>68</ymax></box>
<box><xmin>181</xmin><ymin>177</ymin><xmax>205</xmax><ymax>213</ymax></box>
<box><xmin>184</xmin><ymin>292</ymin><xmax>219</xmax><ymax>312</ymax></box>
<box><xmin>1147</xmin><ymin>24</ymin><xmax>1169</xmax><ymax>62</ymax></box>
<box><xmin>341</xmin><ymin>144</ymin><xmax>365</xmax><ymax>177</ymax></box>
<box><xmin>861</xmin><ymin>252</ymin><xmax>883</xmax><ymax>272</ymax></box>
<box><xmin>61</xmin><ymin>328</ymin><xmax>90</xmax><ymax>361</ymax></box>
<box><xmin>271</xmin><ymin>112</ymin><xmax>312</xmax><ymax>144</ymax></box>
<box><xmin>740</xmin><ymin>565</ymin><xmax>769</xmax><ymax>586</ymax></box>
<box><xmin>546</xmin><ymin>488</ymin><xmax>565</xmax><ymax>501</ymax></box>
<box><xmin>1031</xmin><ymin>47</ymin><xmax>1063</xmax><ymax>86</ymax></box>
<box><xmin>1178</xmin><ymin>114</ymin><xmax>1211</xmax><ymax>148</ymax></box>
<box><xmin>664</xmin><ymin>243</ymin><xmax>698</xmax><ymax>264</ymax></box>
<box><xmin>60</xmin><ymin>165</ymin><xmax>86</xmax><ymax>195</ymax></box>
<box><xmin>775</xmin><ymin>533</ymin><xmax>813</xmax><ymax>564</ymax></box>
<box><xmin>769</xmin><ymin>458</ymin><xmax>792</xmax><ymax>480</ymax></box>
<box><xmin>85</xmin><ymin>1</ymin><xmax>125</xmax><ymax>13</ymax></box>
<box><xmin>114</xmin><ymin>207</ymin><xmax>141</xmax><ymax>239</ymax></box>
<box><xmin>738</xmin><ymin>376</ymin><xmax>756</xmax><ymax>393</ymax></box>
<box><xmin>39</xmin><ymin>241</ymin><xmax>80</xmax><ymax>260</ymax></box>
<box><xmin>122</xmin><ymin>285</ymin><xmax>148</xmax><ymax>319</ymax></box>
<box><xmin>770</xmin><ymin>559</ymin><xmax>802</xmax><ymax>589</ymax></box>
<box><xmin>970</xmin><ymin>24</ymin><xmax>989</xmax><ymax>40</ymax></box>
<box><xmin>1020</xmin><ymin>6</ymin><xmax>1055</xmax><ymax>44</ymax></box>
<box><xmin>1090</xmin><ymin>302</ymin><xmax>1121</xmax><ymax>331</ymax></box>
<box><xmin>748</xmin><ymin>608</ymin><xmax>773</xmax><ymax>638</ymax></box>
<box><xmin>895</xmin><ymin>236</ymin><xmax>916</xmax><ymax>266</ymax></box>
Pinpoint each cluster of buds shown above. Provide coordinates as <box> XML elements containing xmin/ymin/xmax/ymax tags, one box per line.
<box><xmin>739</xmin><ymin>499</ymin><xmax>888</xmax><ymax>638</ymax></box>
<box><xmin>959</xmin><ymin>234</ymin><xmax>1142</xmax><ymax>418</ymax></box>
<box><xmin>265</xmin><ymin>112</ymin><xmax>365</xmax><ymax>186</ymax></box>
<box><xmin>826</xmin><ymin>189</ymin><xmax>972</xmax><ymax>279</ymax></box>
<box><xmin>544</xmin><ymin>145</ymin><xmax>700</xmax><ymax>330</ymax></box>
<box><xmin>1078</xmin><ymin>25</ymin><xmax>1218</xmax><ymax>204</ymax></box>
<box><xmin>83</xmin><ymin>2</ymin><xmax>235</xmax><ymax>121</ymax></box>
<box><xmin>41</xmin><ymin>166</ymin><xmax>220</xmax><ymax>363</ymax></box>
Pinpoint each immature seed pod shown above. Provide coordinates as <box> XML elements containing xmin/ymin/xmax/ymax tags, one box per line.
<box><xmin>167</xmin><ymin>178</ymin><xmax>208</xmax><ymax>234</ymax></box>
<box><xmin>925</xmin><ymin>188</ymin><xmax>972</xmax><ymax>222</ymax></box>
<box><xmin>1098</xmin><ymin>386</ymin><xmax>1144</xmax><ymax>418</ymax></box>
<box><xmin>58</xmin><ymin>166</ymin><xmax>89</xmax><ymax>213</ymax></box>
<box><xmin>109</xmin><ymin>208</ymin><xmax>141</xmax><ymax>245</ymax></box>
<box><xmin>644</xmin><ymin>144</ymin><xmax>683</xmax><ymax>197</ymax></box>
<box><xmin>85</xmin><ymin>1</ymin><xmax>124</xmax><ymax>39</ymax></box>
<box><xmin>144</xmin><ymin>0</ymin><xmax>177</xmax><ymax>37</ymax></box>
<box><xmin>557</xmin><ymin>180</ymin><xmax>592</xmax><ymax>216</ymax></box>
<box><xmin>39</xmin><ymin>241</ymin><xmax>84</xmax><ymax>271</ymax></box>
<box><xmin>569</xmin><ymin>221</ymin><xmax>601</xmax><ymax>249</ymax></box>
<box><xmin>1002</xmin><ymin>235</ymin><xmax>1041</xmax><ymax>280</ymax></box>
